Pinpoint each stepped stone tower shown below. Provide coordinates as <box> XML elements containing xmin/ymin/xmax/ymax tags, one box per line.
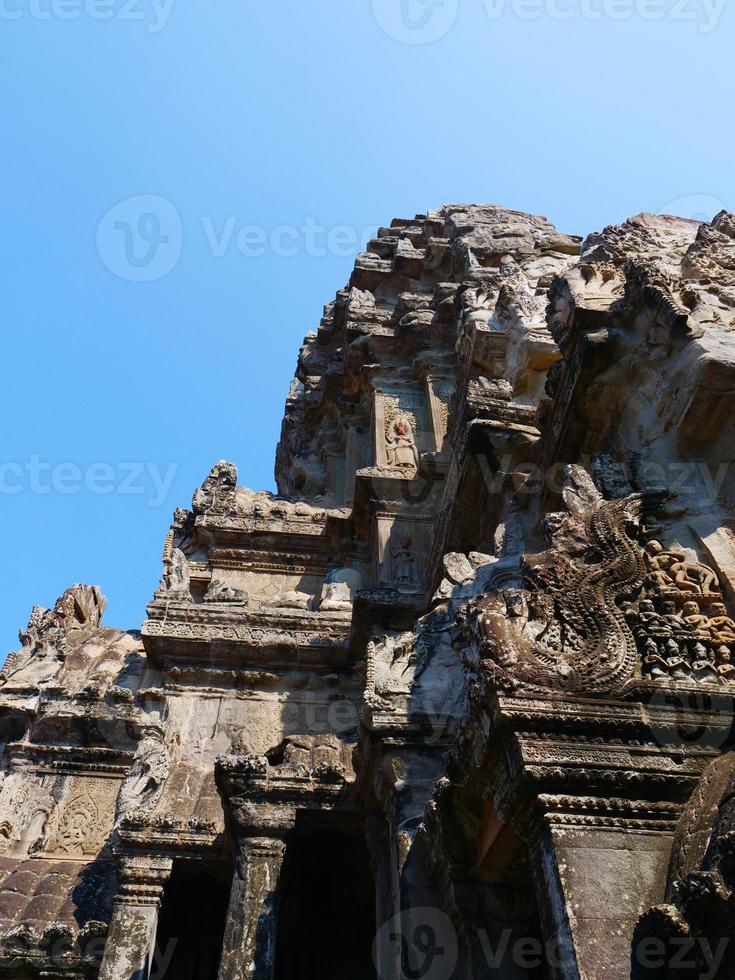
<box><xmin>2</xmin><ymin>204</ymin><xmax>735</xmax><ymax>980</ymax></box>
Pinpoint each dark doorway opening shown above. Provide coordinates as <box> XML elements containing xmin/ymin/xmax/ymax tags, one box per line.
<box><xmin>154</xmin><ymin>861</ymin><xmax>231</xmax><ymax>980</ymax></box>
<box><xmin>275</xmin><ymin>827</ymin><xmax>376</xmax><ymax>980</ymax></box>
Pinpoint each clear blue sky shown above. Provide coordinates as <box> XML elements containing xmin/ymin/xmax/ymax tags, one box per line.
<box><xmin>1</xmin><ymin>0</ymin><xmax>732</xmax><ymax>654</ymax></box>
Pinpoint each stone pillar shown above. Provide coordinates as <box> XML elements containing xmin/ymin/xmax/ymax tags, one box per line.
<box><xmin>366</xmin><ymin>814</ymin><xmax>401</xmax><ymax>980</ymax></box>
<box><xmin>98</xmin><ymin>856</ymin><xmax>172</xmax><ymax>980</ymax></box>
<box><xmin>525</xmin><ymin>805</ymin><xmax>673</xmax><ymax>980</ymax></box>
<box><xmin>217</xmin><ymin>835</ymin><xmax>287</xmax><ymax>980</ymax></box>
<box><xmin>380</xmin><ymin>765</ymin><xmax>456</xmax><ymax>980</ymax></box>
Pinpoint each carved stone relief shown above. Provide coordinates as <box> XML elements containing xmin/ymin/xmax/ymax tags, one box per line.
<box><xmin>115</xmin><ymin>729</ymin><xmax>170</xmax><ymax>824</ymax></box>
<box><xmin>45</xmin><ymin>778</ymin><xmax>119</xmax><ymax>858</ymax></box>
<box><xmin>0</xmin><ymin>775</ymin><xmax>57</xmax><ymax>857</ymax></box>
<box><xmin>457</xmin><ymin>463</ymin><xmax>735</xmax><ymax>696</ymax></box>
<box><xmin>162</xmin><ymin>548</ymin><xmax>191</xmax><ymax>599</ymax></box>
<box><xmin>377</xmin><ymin>517</ymin><xmax>431</xmax><ymax>592</ymax></box>
<box><xmin>192</xmin><ymin>459</ymin><xmax>238</xmax><ymax>516</ymax></box>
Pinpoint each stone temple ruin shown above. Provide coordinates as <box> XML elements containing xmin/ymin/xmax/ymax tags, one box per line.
<box><xmin>2</xmin><ymin>204</ymin><xmax>735</xmax><ymax>980</ymax></box>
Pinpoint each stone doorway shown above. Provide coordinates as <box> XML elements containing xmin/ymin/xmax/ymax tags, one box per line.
<box><xmin>154</xmin><ymin>860</ymin><xmax>231</xmax><ymax>980</ymax></box>
<box><xmin>275</xmin><ymin>827</ymin><xmax>377</xmax><ymax>980</ymax></box>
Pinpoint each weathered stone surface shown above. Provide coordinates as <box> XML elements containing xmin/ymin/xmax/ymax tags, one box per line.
<box><xmin>4</xmin><ymin>203</ymin><xmax>735</xmax><ymax>980</ymax></box>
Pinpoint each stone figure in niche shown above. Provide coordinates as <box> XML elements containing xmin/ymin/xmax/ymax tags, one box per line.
<box><xmin>663</xmin><ymin>639</ymin><xmax>692</xmax><ymax>681</ymax></box>
<box><xmin>115</xmin><ymin>729</ymin><xmax>170</xmax><ymax>824</ymax></box>
<box><xmin>385</xmin><ymin>417</ymin><xmax>419</xmax><ymax>470</ymax></box>
<box><xmin>691</xmin><ymin>643</ymin><xmax>720</xmax><ymax>683</ymax></box>
<box><xmin>680</xmin><ymin>600</ymin><xmax>712</xmax><ymax>639</ymax></box>
<box><xmin>391</xmin><ymin>533</ymin><xmax>419</xmax><ymax>590</ymax></box>
<box><xmin>717</xmin><ymin>647</ymin><xmax>735</xmax><ymax>680</ymax></box>
<box><xmin>163</xmin><ymin>549</ymin><xmax>191</xmax><ymax>599</ymax></box>
<box><xmin>709</xmin><ymin>604</ymin><xmax>735</xmax><ymax>645</ymax></box>
<box><xmin>642</xmin><ymin>637</ymin><xmax>668</xmax><ymax>679</ymax></box>
<box><xmin>55</xmin><ymin>797</ymin><xmax>96</xmax><ymax>856</ymax></box>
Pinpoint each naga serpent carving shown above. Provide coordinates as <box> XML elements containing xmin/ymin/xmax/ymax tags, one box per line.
<box><xmin>462</xmin><ymin>470</ymin><xmax>647</xmax><ymax>696</ymax></box>
<box><xmin>545</xmin><ymin>494</ymin><xmax>645</xmax><ymax>693</ymax></box>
